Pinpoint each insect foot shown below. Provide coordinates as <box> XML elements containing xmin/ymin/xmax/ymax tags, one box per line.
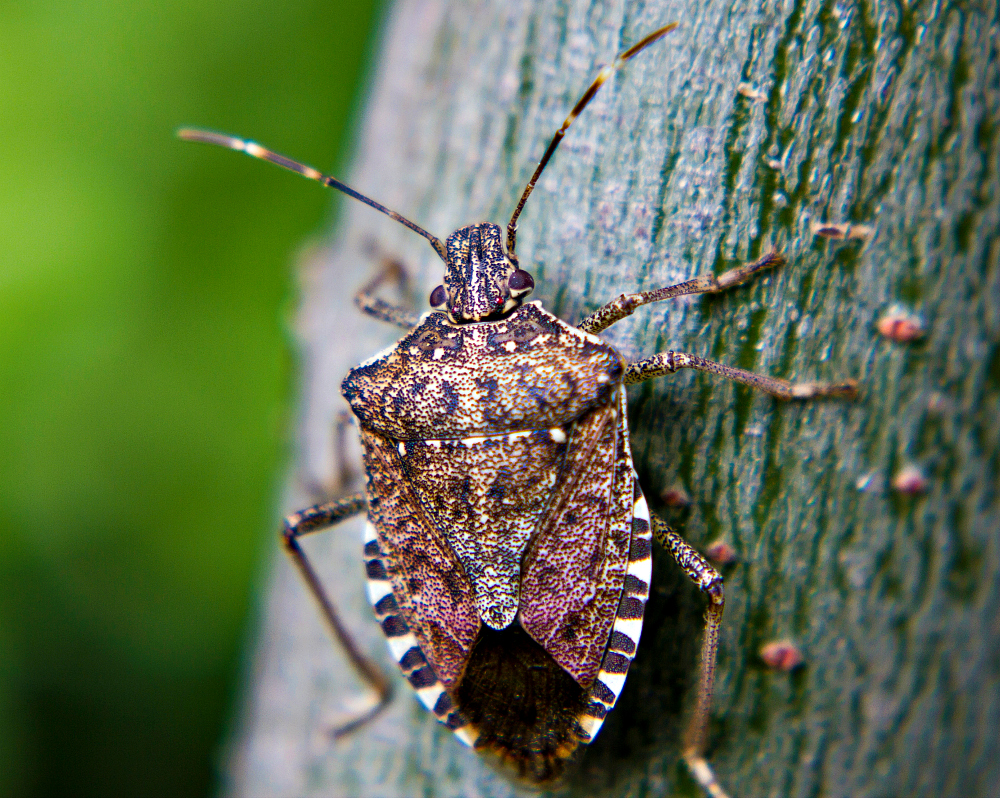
<box><xmin>182</xmin><ymin>20</ymin><xmax>856</xmax><ymax>798</ymax></box>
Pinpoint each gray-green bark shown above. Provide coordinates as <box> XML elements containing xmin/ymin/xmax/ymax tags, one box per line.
<box><xmin>222</xmin><ymin>0</ymin><xmax>1000</xmax><ymax>796</ymax></box>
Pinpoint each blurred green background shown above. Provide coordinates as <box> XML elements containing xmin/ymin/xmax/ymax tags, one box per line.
<box><xmin>0</xmin><ymin>0</ymin><xmax>384</xmax><ymax>794</ymax></box>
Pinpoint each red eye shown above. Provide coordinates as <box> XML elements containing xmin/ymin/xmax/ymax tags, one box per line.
<box><xmin>429</xmin><ymin>285</ymin><xmax>446</xmax><ymax>306</ymax></box>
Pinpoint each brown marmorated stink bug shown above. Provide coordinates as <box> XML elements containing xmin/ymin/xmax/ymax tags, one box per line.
<box><xmin>180</xmin><ymin>23</ymin><xmax>856</xmax><ymax>798</ymax></box>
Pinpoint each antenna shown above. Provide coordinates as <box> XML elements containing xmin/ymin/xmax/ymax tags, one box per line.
<box><xmin>177</xmin><ymin>128</ymin><xmax>448</xmax><ymax>262</ymax></box>
<box><xmin>506</xmin><ymin>23</ymin><xmax>678</xmax><ymax>260</ymax></box>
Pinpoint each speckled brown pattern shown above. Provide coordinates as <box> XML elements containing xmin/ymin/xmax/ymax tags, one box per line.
<box><xmin>520</xmin><ymin>392</ymin><xmax>634</xmax><ymax>686</ymax></box>
<box><xmin>345</xmin><ymin>299</ymin><xmax>641</xmax><ymax>773</ymax></box>
<box><xmin>343</xmin><ymin>302</ymin><xmax>623</xmax><ymax>439</ymax></box>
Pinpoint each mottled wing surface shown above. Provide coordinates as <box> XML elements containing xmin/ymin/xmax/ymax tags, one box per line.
<box><xmin>395</xmin><ymin>430</ymin><xmax>569</xmax><ymax>629</ymax></box>
<box><xmin>361</xmin><ymin>429</ymin><xmax>480</xmax><ymax>691</ymax></box>
<box><xmin>345</xmin><ymin>302</ymin><xmax>628</xmax><ymax>695</ymax></box>
<box><xmin>520</xmin><ymin>390</ymin><xmax>635</xmax><ymax>686</ymax></box>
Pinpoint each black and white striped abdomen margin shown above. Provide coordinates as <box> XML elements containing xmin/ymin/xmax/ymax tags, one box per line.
<box><xmin>362</xmin><ymin>520</ymin><xmax>479</xmax><ymax>747</ymax></box>
<box><xmin>575</xmin><ymin>483</ymin><xmax>652</xmax><ymax>744</ymax></box>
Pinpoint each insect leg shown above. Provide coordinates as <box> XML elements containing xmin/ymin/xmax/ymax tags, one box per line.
<box><xmin>282</xmin><ymin>493</ymin><xmax>394</xmax><ymax>736</ymax></box>
<box><xmin>625</xmin><ymin>350</ymin><xmax>858</xmax><ymax>399</ymax></box>
<box><xmin>354</xmin><ymin>246</ymin><xmax>422</xmax><ymax>329</ymax></box>
<box><xmin>330</xmin><ymin>410</ymin><xmax>360</xmax><ymax>490</ymax></box>
<box><xmin>298</xmin><ymin>410</ymin><xmax>360</xmax><ymax>499</ymax></box>
<box><xmin>578</xmin><ymin>251</ymin><xmax>784</xmax><ymax>334</ymax></box>
<box><xmin>651</xmin><ymin>517</ymin><xmax>729</xmax><ymax>798</ymax></box>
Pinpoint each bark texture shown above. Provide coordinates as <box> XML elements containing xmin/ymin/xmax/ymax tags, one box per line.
<box><xmin>223</xmin><ymin>1</ymin><xmax>1000</xmax><ymax>796</ymax></box>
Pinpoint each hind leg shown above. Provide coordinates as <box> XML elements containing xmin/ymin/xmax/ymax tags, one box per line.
<box><xmin>282</xmin><ymin>494</ymin><xmax>394</xmax><ymax>737</ymax></box>
<box><xmin>652</xmin><ymin>517</ymin><xmax>729</xmax><ymax>798</ymax></box>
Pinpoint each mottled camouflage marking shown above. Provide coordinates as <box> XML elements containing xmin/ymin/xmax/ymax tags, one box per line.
<box><xmin>520</xmin><ymin>390</ymin><xmax>634</xmax><ymax>686</ymax></box>
<box><xmin>398</xmin><ymin>430</ymin><xmax>568</xmax><ymax>629</ymax></box>
<box><xmin>343</xmin><ymin>302</ymin><xmax>623</xmax><ymax>439</ymax></box>
<box><xmin>362</xmin><ymin>431</ymin><xmax>479</xmax><ymax>690</ymax></box>
<box><xmin>347</xmin><ymin>302</ymin><xmax>629</xmax><ymax>672</ymax></box>
<box><xmin>349</xmin><ymin>301</ymin><xmax>644</xmax><ymax>769</ymax></box>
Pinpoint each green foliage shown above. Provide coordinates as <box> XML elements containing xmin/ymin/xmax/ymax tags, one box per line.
<box><xmin>0</xmin><ymin>0</ymin><xmax>381</xmax><ymax>794</ymax></box>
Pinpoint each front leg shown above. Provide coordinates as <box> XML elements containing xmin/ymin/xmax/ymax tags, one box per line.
<box><xmin>354</xmin><ymin>245</ymin><xmax>422</xmax><ymax>329</ymax></box>
<box><xmin>578</xmin><ymin>251</ymin><xmax>784</xmax><ymax>335</ymax></box>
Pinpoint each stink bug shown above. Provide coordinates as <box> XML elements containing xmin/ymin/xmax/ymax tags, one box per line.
<box><xmin>180</xmin><ymin>22</ymin><xmax>856</xmax><ymax>798</ymax></box>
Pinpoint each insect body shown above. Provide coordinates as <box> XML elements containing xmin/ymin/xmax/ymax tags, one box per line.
<box><xmin>180</xmin><ymin>22</ymin><xmax>855</xmax><ymax>798</ymax></box>
<box><xmin>347</xmin><ymin>278</ymin><xmax>641</xmax><ymax>770</ymax></box>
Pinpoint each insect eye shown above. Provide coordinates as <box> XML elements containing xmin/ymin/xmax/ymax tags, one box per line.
<box><xmin>508</xmin><ymin>269</ymin><xmax>534</xmax><ymax>293</ymax></box>
<box><xmin>429</xmin><ymin>285</ymin><xmax>447</xmax><ymax>307</ymax></box>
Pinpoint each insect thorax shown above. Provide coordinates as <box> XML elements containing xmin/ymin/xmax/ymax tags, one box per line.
<box><xmin>343</xmin><ymin>303</ymin><xmax>623</xmax><ymax>439</ymax></box>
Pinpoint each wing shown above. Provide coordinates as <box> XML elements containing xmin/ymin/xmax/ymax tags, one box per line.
<box><xmin>519</xmin><ymin>390</ymin><xmax>635</xmax><ymax>686</ymax></box>
<box><xmin>361</xmin><ymin>429</ymin><xmax>480</xmax><ymax>691</ymax></box>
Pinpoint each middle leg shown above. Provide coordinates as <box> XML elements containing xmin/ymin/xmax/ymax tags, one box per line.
<box><xmin>625</xmin><ymin>350</ymin><xmax>858</xmax><ymax>399</ymax></box>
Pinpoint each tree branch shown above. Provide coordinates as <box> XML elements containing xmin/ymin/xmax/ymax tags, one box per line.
<box><xmin>223</xmin><ymin>1</ymin><xmax>1000</xmax><ymax>796</ymax></box>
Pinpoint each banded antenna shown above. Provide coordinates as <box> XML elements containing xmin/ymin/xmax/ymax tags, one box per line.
<box><xmin>176</xmin><ymin>128</ymin><xmax>448</xmax><ymax>262</ymax></box>
<box><xmin>505</xmin><ymin>22</ymin><xmax>678</xmax><ymax>260</ymax></box>
<box><xmin>179</xmin><ymin>23</ymin><xmax>676</xmax><ymax>266</ymax></box>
